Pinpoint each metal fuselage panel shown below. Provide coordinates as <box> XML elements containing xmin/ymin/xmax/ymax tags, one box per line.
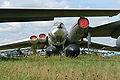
<box><xmin>68</xmin><ymin>24</ymin><xmax>88</xmax><ymax>42</ymax></box>
<box><xmin>48</xmin><ymin>22</ymin><xmax>68</xmax><ymax>46</ymax></box>
<box><xmin>48</xmin><ymin>23</ymin><xmax>89</xmax><ymax>46</ymax></box>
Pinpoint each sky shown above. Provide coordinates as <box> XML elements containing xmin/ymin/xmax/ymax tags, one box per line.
<box><xmin>0</xmin><ymin>0</ymin><xmax>120</xmax><ymax>46</ymax></box>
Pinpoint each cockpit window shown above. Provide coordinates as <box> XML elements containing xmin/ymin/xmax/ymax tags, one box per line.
<box><xmin>53</xmin><ymin>22</ymin><xmax>61</xmax><ymax>26</ymax></box>
<box><xmin>60</xmin><ymin>23</ymin><xmax>64</xmax><ymax>28</ymax></box>
<box><xmin>53</xmin><ymin>22</ymin><xmax>65</xmax><ymax>28</ymax></box>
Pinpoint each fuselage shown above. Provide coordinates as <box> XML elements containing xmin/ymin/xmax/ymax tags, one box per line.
<box><xmin>48</xmin><ymin>22</ymin><xmax>68</xmax><ymax>46</ymax></box>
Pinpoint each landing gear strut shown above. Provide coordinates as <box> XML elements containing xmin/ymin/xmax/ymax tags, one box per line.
<box><xmin>87</xmin><ymin>32</ymin><xmax>91</xmax><ymax>54</ymax></box>
<box><xmin>31</xmin><ymin>45</ymin><xmax>38</xmax><ymax>54</ymax></box>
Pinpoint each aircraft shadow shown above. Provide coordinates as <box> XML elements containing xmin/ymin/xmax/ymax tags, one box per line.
<box><xmin>0</xmin><ymin>57</ymin><xmax>21</xmax><ymax>61</ymax></box>
<box><xmin>80</xmin><ymin>59</ymin><xmax>120</xmax><ymax>62</ymax></box>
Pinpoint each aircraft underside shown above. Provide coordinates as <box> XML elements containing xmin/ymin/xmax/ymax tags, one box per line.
<box><xmin>29</xmin><ymin>18</ymin><xmax>92</xmax><ymax>58</ymax></box>
<box><xmin>0</xmin><ymin>8</ymin><xmax>120</xmax><ymax>58</ymax></box>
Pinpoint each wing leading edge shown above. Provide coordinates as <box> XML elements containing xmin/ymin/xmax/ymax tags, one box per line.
<box><xmin>0</xmin><ymin>35</ymin><xmax>48</xmax><ymax>50</ymax></box>
<box><xmin>0</xmin><ymin>8</ymin><xmax>119</xmax><ymax>22</ymax></box>
<box><xmin>0</xmin><ymin>39</ymin><xmax>31</xmax><ymax>50</ymax></box>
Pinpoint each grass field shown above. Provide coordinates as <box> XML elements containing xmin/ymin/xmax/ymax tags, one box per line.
<box><xmin>0</xmin><ymin>54</ymin><xmax>120</xmax><ymax>80</ymax></box>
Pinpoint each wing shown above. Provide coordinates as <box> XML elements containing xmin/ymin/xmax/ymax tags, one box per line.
<box><xmin>78</xmin><ymin>40</ymin><xmax>120</xmax><ymax>51</ymax></box>
<box><xmin>0</xmin><ymin>38</ymin><xmax>47</xmax><ymax>50</ymax></box>
<box><xmin>0</xmin><ymin>39</ymin><xmax>31</xmax><ymax>50</ymax></box>
<box><xmin>91</xmin><ymin>20</ymin><xmax>120</xmax><ymax>38</ymax></box>
<box><xmin>0</xmin><ymin>8</ymin><xmax>119</xmax><ymax>22</ymax></box>
<box><xmin>101</xmin><ymin>46</ymin><xmax>120</xmax><ymax>51</ymax></box>
<box><xmin>78</xmin><ymin>40</ymin><xmax>110</xmax><ymax>49</ymax></box>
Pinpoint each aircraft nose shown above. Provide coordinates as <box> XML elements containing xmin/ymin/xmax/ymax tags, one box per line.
<box><xmin>57</xmin><ymin>25</ymin><xmax>63</xmax><ymax>28</ymax></box>
<box><xmin>57</xmin><ymin>23</ymin><xmax>64</xmax><ymax>29</ymax></box>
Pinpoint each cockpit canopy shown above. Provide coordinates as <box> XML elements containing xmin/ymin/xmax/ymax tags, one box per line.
<box><xmin>53</xmin><ymin>22</ymin><xmax>65</xmax><ymax>29</ymax></box>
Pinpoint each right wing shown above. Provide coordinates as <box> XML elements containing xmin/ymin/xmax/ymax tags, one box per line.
<box><xmin>0</xmin><ymin>37</ymin><xmax>47</xmax><ymax>50</ymax></box>
<box><xmin>0</xmin><ymin>39</ymin><xmax>31</xmax><ymax>50</ymax></box>
<box><xmin>0</xmin><ymin>8</ymin><xmax>119</xmax><ymax>22</ymax></box>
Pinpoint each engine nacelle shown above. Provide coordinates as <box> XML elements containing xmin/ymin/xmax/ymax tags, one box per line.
<box><xmin>64</xmin><ymin>44</ymin><xmax>80</xmax><ymax>58</ymax></box>
<box><xmin>116</xmin><ymin>36</ymin><xmax>120</xmax><ymax>48</ymax></box>
<box><xmin>38</xmin><ymin>34</ymin><xmax>47</xmax><ymax>43</ymax></box>
<box><xmin>78</xmin><ymin>17</ymin><xmax>89</xmax><ymax>28</ymax></box>
<box><xmin>30</xmin><ymin>35</ymin><xmax>39</xmax><ymax>44</ymax></box>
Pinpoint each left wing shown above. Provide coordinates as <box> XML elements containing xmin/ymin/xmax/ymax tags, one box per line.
<box><xmin>91</xmin><ymin>20</ymin><xmax>120</xmax><ymax>38</ymax></box>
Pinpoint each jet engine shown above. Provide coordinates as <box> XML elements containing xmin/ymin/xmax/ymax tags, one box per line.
<box><xmin>78</xmin><ymin>17</ymin><xmax>89</xmax><ymax>28</ymax></box>
<box><xmin>46</xmin><ymin>46</ymin><xmax>58</xmax><ymax>56</ymax></box>
<box><xmin>38</xmin><ymin>34</ymin><xmax>47</xmax><ymax>43</ymax></box>
<box><xmin>68</xmin><ymin>17</ymin><xmax>89</xmax><ymax>42</ymax></box>
<box><xmin>64</xmin><ymin>44</ymin><xmax>80</xmax><ymax>58</ymax></box>
<box><xmin>30</xmin><ymin>35</ymin><xmax>38</xmax><ymax>44</ymax></box>
<box><xmin>116</xmin><ymin>36</ymin><xmax>120</xmax><ymax>48</ymax></box>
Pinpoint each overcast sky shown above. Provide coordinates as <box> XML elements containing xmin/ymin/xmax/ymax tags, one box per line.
<box><xmin>0</xmin><ymin>0</ymin><xmax>120</xmax><ymax>46</ymax></box>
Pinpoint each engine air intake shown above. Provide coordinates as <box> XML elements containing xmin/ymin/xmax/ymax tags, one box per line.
<box><xmin>39</xmin><ymin>34</ymin><xmax>46</xmax><ymax>38</ymax></box>
<box><xmin>78</xmin><ymin>17</ymin><xmax>89</xmax><ymax>28</ymax></box>
<box><xmin>30</xmin><ymin>35</ymin><xmax>37</xmax><ymax>40</ymax></box>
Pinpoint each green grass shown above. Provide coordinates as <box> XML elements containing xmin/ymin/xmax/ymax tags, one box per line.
<box><xmin>0</xmin><ymin>54</ymin><xmax>120</xmax><ymax>80</ymax></box>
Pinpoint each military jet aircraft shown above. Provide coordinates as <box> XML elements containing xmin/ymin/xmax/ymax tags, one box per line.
<box><xmin>0</xmin><ymin>8</ymin><xmax>120</xmax><ymax>58</ymax></box>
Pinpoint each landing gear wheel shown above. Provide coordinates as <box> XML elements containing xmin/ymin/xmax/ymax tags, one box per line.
<box><xmin>64</xmin><ymin>44</ymin><xmax>80</xmax><ymax>58</ymax></box>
